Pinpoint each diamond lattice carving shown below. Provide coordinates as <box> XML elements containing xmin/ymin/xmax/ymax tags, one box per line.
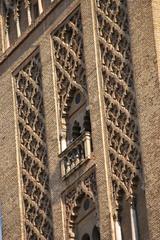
<box><xmin>52</xmin><ymin>8</ymin><xmax>87</xmax><ymax>119</ymax></box>
<box><xmin>96</xmin><ymin>0</ymin><xmax>141</xmax><ymax>201</ymax></box>
<box><xmin>15</xmin><ymin>53</ymin><xmax>53</xmax><ymax>240</ymax></box>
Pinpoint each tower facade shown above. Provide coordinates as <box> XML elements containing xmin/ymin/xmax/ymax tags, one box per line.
<box><xmin>0</xmin><ymin>0</ymin><xmax>160</xmax><ymax>240</ymax></box>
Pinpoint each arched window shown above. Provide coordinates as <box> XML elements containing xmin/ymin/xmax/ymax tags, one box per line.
<box><xmin>92</xmin><ymin>226</ymin><xmax>100</xmax><ymax>240</ymax></box>
<box><xmin>72</xmin><ymin>120</ymin><xmax>81</xmax><ymax>140</ymax></box>
<box><xmin>60</xmin><ymin>89</ymin><xmax>92</xmax><ymax>151</ymax></box>
<box><xmin>81</xmin><ymin>233</ymin><xmax>90</xmax><ymax>240</ymax></box>
<box><xmin>75</xmin><ymin>196</ymin><xmax>99</xmax><ymax>240</ymax></box>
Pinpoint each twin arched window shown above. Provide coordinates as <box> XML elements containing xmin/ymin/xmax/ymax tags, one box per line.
<box><xmin>81</xmin><ymin>226</ymin><xmax>100</xmax><ymax>240</ymax></box>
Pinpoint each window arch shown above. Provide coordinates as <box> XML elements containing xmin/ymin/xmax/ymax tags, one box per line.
<box><xmin>81</xmin><ymin>233</ymin><xmax>90</xmax><ymax>240</ymax></box>
<box><xmin>92</xmin><ymin>226</ymin><xmax>100</xmax><ymax>240</ymax></box>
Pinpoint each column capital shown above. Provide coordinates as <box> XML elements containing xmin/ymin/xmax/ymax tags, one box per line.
<box><xmin>24</xmin><ymin>0</ymin><xmax>31</xmax><ymax>8</ymax></box>
<box><xmin>129</xmin><ymin>195</ymin><xmax>136</xmax><ymax>209</ymax></box>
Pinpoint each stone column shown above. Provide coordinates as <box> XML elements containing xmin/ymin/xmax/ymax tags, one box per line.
<box><xmin>5</xmin><ymin>20</ymin><xmax>10</xmax><ymax>49</ymax></box>
<box><xmin>60</xmin><ymin>132</ymin><xmax>67</xmax><ymax>152</ymax></box>
<box><xmin>38</xmin><ymin>0</ymin><xmax>43</xmax><ymax>14</ymax></box>
<box><xmin>114</xmin><ymin>211</ymin><xmax>123</xmax><ymax>240</ymax></box>
<box><xmin>14</xmin><ymin>7</ymin><xmax>21</xmax><ymax>38</ymax></box>
<box><xmin>130</xmin><ymin>200</ymin><xmax>139</xmax><ymax>240</ymax></box>
<box><xmin>0</xmin><ymin>1</ymin><xmax>5</xmax><ymax>53</ymax></box>
<box><xmin>25</xmin><ymin>0</ymin><xmax>32</xmax><ymax>26</ymax></box>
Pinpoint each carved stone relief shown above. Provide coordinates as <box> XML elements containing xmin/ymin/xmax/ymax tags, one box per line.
<box><xmin>14</xmin><ymin>53</ymin><xmax>53</xmax><ymax>240</ymax></box>
<box><xmin>96</xmin><ymin>0</ymin><xmax>142</xmax><ymax>209</ymax></box>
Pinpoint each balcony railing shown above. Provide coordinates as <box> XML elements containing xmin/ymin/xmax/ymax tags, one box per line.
<box><xmin>59</xmin><ymin>131</ymin><xmax>92</xmax><ymax>178</ymax></box>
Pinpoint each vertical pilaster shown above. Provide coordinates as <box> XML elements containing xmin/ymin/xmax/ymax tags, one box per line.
<box><xmin>127</xmin><ymin>0</ymin><xmax>160</xmax><ymax>239</ymax></box>
<box><xmin>0</xmin><ymin>72</ymin><xmax>24</xmax><ymax>239</ymax></box>
<box><xmin>81</xmin><ymin>0</ymin><xmax>115</xmax><ymax>239</ymax></box>
<box><xmin>39</xmin><ymin>35</ymin><xmax>64</xmax><ymax>239</ymax></box>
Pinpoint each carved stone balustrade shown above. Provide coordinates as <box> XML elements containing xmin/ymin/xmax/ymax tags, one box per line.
<box><xmin>60</xmin><ymin>131</ymin><xmax>92</xmax><ymax>178</ymax></box>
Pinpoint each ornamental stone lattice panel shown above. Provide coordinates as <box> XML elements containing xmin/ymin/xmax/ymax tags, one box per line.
<box><xmin>14</xmin><ymin>53</ymin><xmax>53</xmax><ymax>240</ymax></box>
<box><xmin>96</xmin><ymin>0</ymin><xmax>142</xmax><ymax>207</ymax></box>
<box><xmin>52</xmin><ymin>7</ymin><xmax>87</xmax><ymax>120</ymax></box>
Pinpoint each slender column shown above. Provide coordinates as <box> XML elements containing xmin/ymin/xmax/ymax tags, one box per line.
<box><xmin>25</xmin><ymin>0</ymin><xmax>32</xmax><ymax>26</ymax></box>
<box><xmin>84</xmin><ymin>132</ymin><xmax>91</xmax><ymax>159</ymax></box>
<box><xmin>5</xmin><ymin>29</ymin><xmax>10</xmax><ymax>49</ymax></box>
<box><xmin>0</xmin><ymin>1</ymin><xmax>5</xmax><ymax>53</ymax></box>
<box><xmin>38</xmin><ymin>0</ymin><xmax>43</xmax><ymax>14</ymax></box>
<box><xmin>114</xmin><ymin>210</ymin><xmax>123</xmax><ymax>240</ymax></box>
<box><xmin>60</xmin><ymin>133</ymin><xmax>67</xmax><ymax>152</ymax></box>
<box><xmin>115</xmin><ymin>220</ymin><xmax>122</xmax><ymax>240</ymax></box>
<box><xmin>5</xmin><ymin>15</ymin><xmax>10</xmax><ymax>49</ymax></box>
<box><xmin>16</xmin><ymin>19</ymin><xmax>21</xmax><ymax>37</ymax></box>
<box><xmin>60</xmin><ymin>118</ymin><xmax>67</xmax><ymax>152</ymax></box>
<box><xmin>130</xmin><ymin>198</ymin><xmax>139</xmax><ymax>240</ymax></box>
<box><xmin>14</xmin><ymin>8</ymin><xmax>21</xmax><ymax>38</ymax></box>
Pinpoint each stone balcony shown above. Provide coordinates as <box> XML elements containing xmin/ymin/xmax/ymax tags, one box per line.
<box><xmin>60</xmin><ymin>131</ymin><xmax>92</xmax><ymax>178</ymax></box>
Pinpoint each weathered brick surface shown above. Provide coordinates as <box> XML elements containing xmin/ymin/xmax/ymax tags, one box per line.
<box><xmin>0</xmin><ymin>0</ymin><xmax>160</xmax><ymax>239</ymax></box>
<box><xmin>0</xmin><ymin>72</ymin><xmax>23</xmax><ymax>239</ymax></box>
<box><xmin>128</xmin><ymin>0</ymin><xmax>160</xmax><ymax>239</ymax></box>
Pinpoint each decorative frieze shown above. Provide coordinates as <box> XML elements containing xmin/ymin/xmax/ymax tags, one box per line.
<box><xmin>14</xmin><ymin>52</ymin><xmax>53</xmax><ymax>240</ymax></box>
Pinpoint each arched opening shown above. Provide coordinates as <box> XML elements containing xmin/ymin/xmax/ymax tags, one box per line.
<box><xmin>74</xmin><ymin>195</ymin><xmax>99</xmax><ymax>240</ymax></box>
<box><xmin>81</xmin><ymin>233</ymin><xmax>90</xmax><ymax>240</ymax></box>
<box><xmin>92</xmin><ymin>226</ymin><xmax>100</xmax><ymax>240</ymax></box>
<box><xmin>60</xmin><ymin>89</ymin><xmax>92</xmax><ymax>152</ymax></box>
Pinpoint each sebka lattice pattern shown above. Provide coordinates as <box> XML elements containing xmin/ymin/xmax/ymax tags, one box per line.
<box><xmin>15</xmin><ymin>53</ymin><xmax>53</xmax><ymax>240</ymax></box>
<box><xmin>96</xmin><ymin>0</ymin><xmax>141</xmax><ymax>202</ymax></box>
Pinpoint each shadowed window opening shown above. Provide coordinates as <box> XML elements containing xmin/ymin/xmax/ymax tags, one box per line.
<box><xmin>33</xmin><ymin>2</ymin><xmax>39</xmax><ymax>19</ymax></box>
<box><xmin>81</xmin><ymin>233</ymin><xmax>90</xmax><ymax>240</ymax></box>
